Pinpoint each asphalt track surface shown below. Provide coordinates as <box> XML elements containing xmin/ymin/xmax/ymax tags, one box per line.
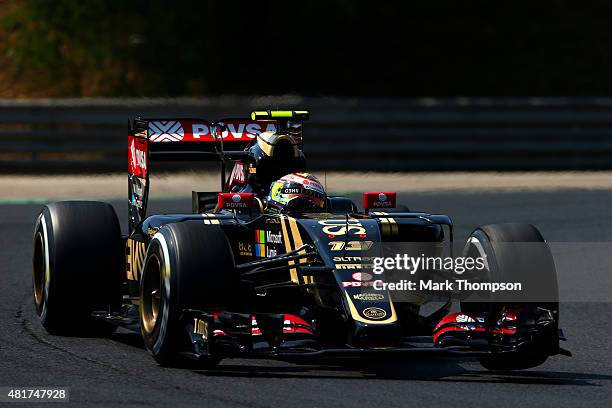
<box><xmin>1</xmin><ymin>190</ymin><xmax>611</xmax><ymax>407</ymax></box>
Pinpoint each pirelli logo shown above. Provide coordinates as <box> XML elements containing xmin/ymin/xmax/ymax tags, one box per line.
<box><xmin>126</xmin><ymin>239</ymin><xmax>146</xmax><ymax>281</ymax></box>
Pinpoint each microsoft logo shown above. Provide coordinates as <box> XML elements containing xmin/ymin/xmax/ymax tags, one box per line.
<box><xmin>255</xmin><ymin>230</ymin><xmax>266</xmax><ymax>257</ymax></box>
<box><xmin>254</xmin><ymin>230</ymin><xmax>282</xmax><ymax>257</ymax></box>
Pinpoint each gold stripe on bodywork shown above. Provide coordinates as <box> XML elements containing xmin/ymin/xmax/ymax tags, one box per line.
<box><xmin>126</xmin><ymin>239</ymin><xmax>146</xmax><ymax>281</ymax></box>
<box><xmin>134</xmin><ymin>241</ymin><xmax>145</xmax><ymax>280</ymax></box>
<box><xmin>133</xmin><ymin>241</ymin><xmax>140</xmax><ymax>279</ymax></box>
<box><xmin>388</xmin><ymin>217</ymin><xmax>398</xmax><ymax>236</ymax></box>
<box><xmin>344</xmin><ymin>292</ymin><xmax>397</xmax><ymax>325</ymax></box>
<box><xmin>280</xmin><ymin>216</ymin><xmax>299</xmax><ymax>283</ymax></box>
<box><xmin>287</xmin><ymin>216</ymin><xmax>308</xmax><ymax>283</ymax></box>
<box><xmin>126</xmin><ymin>240</ymin><xmax>134</xmax><ymax>280</ymax></box>
<box><xmin>287</xmin><ymin>217</ymin><xmax>305</xmax><ymax>260</ymax></box>
<box><xmin>379</xmin><ymin>217</ymin><xmax>390</xmax><ymax>237</ymax></box>
<box><xmin>302</xmin><ymin>275</ymin><xmax>314</xmax><ymax>284</ymax></box>
<box><xmin>202</xmin><ymin>213</ymin><xmax>220</xmax><ymax>225</ymax></box>
<box><xmin>378</xmin><ymin>216</ymin><xmax>398</xmax><ymax>237</ymax></box>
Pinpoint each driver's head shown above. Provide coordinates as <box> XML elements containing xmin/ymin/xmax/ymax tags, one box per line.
<box><xmin>267</xmin><ymin>173</ymin><xmax>326</xmax><ymax>213</ymax></box>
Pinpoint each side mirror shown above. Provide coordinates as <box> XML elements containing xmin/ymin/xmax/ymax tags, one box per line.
<box><xmin>363</xmin><ymin>192</ymin><xmax>397</xmax><ymax>214</ymax></box>
<box><xmin>217</xmin><ymin>192</ymin><xmax>255</xmax><ymax>210</ymax></box>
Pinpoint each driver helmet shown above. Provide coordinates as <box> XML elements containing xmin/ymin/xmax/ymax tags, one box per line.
<box><xmin>267</xmin><ymin>173</ymin><xmax>327</xmax><ymax>213</ymax></box>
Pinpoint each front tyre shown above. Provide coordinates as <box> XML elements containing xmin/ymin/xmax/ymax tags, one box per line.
<box><xmin>139</xmin><ymin>222</ymin><xmax>236</xmax><ymax>367</ymax></box>
<box><xmin>462</xmin><ymin>223</ymin><xmax>559</xmax><ymax>371</ymax></box>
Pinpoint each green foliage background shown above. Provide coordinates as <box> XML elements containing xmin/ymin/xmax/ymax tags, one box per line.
<box><xmin>1</xmin><ymin>0</ymin><xmax>611</xmax><ymax>97</ymax></box>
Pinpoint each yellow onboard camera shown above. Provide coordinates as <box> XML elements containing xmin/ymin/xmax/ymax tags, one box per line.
<box><xmin>251</xmin><ymin>110</ymin><xmax>310</xmax><ymax>121</ymax></box>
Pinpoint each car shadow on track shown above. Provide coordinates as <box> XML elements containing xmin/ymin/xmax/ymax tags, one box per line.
<box><xmin>109</xmin><ymin>333</ymin><xmax>609</xmax><ymax>386</ymax></box>
<box><xmin>111</xmin><ymin>331</ymin><xmax>146</xmax><ymax>349</ymax></box>
<box><xmin>194</xmin><ymin>357</ymin><xmax>611</xmax><ymax>386</ymax></box>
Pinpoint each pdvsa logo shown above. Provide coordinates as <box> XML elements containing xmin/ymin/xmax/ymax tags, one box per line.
<box><xmin>149</xmin><ymin>121</ymin><xmax>185</xmax><ymax>142</ymax></box>
<box><xmin>373</xmin><ymin>192</ymin><xmax>391</xmax><ymax>207</ymax></box>
<box><xmin>216</xmin><ymin>122</ymin><xmax>277</xmax><ymax>139</ymax></box>
<box><xmin>352</xmin><ymin>272</ymin><xmax>373</xmax><ymax>281</ymax></box>
<box><xmin>225</xmin><ymin>194</ymin><xmax>248</xmax><ymax>208</ymax></box>
<box><xmin>193</xmin><ymin>122</ymin><xmax>278</xmax><ymax>139</ymax></box>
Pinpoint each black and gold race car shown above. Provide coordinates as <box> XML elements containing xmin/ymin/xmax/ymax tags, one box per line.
<box><xmin>32</xmin><ymin>111</ymin><xmax>570</xmax><ymax>370</ymax></box>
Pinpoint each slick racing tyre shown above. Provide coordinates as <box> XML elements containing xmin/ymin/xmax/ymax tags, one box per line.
<box><xmin>33</xmin><ymin>201</ymin><xmax>123</xmax><ymax>336</ymax></box>
<box><xmin>139</xmin><ymin>222</ymin><xmax>236</xmax><ymax>367</ymax></box>
<box><xmin>461</xmin><ymin>223</ymin><xmax>559</xmax><ymax>371</ymax></box>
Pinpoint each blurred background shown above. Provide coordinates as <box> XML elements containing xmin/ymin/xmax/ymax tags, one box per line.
<box><xmin>3</xmin><ymin>3</ymin><xmax>612</xmax><ymax>403</ymax></box>
<box><xmin>1</xmin><ymin>0</ymin><xmax>612</xmax><ymax>178</ymax></box>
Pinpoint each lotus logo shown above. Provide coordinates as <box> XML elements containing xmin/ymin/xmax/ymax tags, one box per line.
<box><xmin>363</xmin><ymin>307</ymin><xmax>387</xmax><ymax>320</ymax></box>
<box><xmin>352</xmin><ymin>272</ymin><xmax>373</xmax><ymax>281</ymax></box>
<box><xmin>232</xmin><ymin>194</ymin><xmax>241</xmax><ymax>203</ymax></box>
<box><xmin>378</xmin><ymin>193</ymin><xmax>387</xmax><ymax>202</ymax></box>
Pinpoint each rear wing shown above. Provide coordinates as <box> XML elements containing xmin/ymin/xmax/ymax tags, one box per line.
<box><xmin>127</xmin><ymin>111</ymin><xmax>308</xmax><ymax>230</ymax></box>
<box><xmin>129</xmin><ymin>118</ymin><xmax>278</xmax><ymax>174</ymax></box>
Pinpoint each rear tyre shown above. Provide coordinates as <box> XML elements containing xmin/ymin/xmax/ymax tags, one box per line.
<box><xmin>461</xmin><ymin>223</ymin><xmax>559</xmax><ymax>371</ymax></box>
<box><xmin>139</xmin><ymin>222</ymin><xmax>236</xmax><ymax>367</ymax></box>
<box><xmin>33</xmin><ymin>201</ymin><xmax>123</xmax><ymax>336</ymax></box>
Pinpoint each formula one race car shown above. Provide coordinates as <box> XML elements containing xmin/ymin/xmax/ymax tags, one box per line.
<box><xmin>32</xmin><ymin>110</ymin><xmax>570</xmax><ymax>370</ymax></box>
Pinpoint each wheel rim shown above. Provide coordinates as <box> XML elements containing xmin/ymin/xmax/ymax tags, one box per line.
<box><xmin>141</xmin><ymin>254</ymin><xmax>162</xmax><ymax>334</ymax></box>
<box><xmin>33</xmin><ymin>231</ymin><xmax>46</xmax><ymax>312</ymax></box>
